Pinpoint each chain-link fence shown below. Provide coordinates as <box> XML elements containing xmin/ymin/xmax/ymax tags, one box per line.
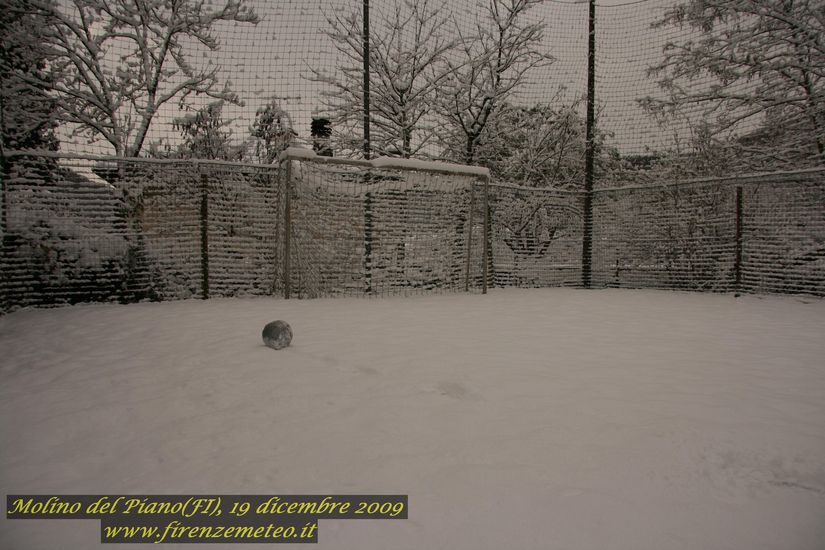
<box><xmin>1</xmin><ymin>154</ymin><xmax>282</xmax><ymax>309</ymax></box>
<box><xmin>590</xmin><ymin>170</ymin><xmax>825</xmax><ymax>294</ymax></box>
<box><xmin>2</xmin><ymin>151</ymin><xmax>822</xmax><ymax>311</ymax></box>
<box><xmin>1</xmin><ymin>0</ymin><xmax>823</xmax><ymax>310</ymax></box>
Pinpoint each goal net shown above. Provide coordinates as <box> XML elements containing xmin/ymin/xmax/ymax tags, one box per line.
<box><xmin>279</xmin><ymin>149</ymin><xmax>489</xmax><ymax>298</ymax></box>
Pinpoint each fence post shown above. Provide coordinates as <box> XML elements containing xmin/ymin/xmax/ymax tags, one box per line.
<box><xmin>199</xmin><ymin>165</ymin><xmax>209</xmax><ymax>300</ymax></box>
<box><xmin>362</xmin><ymin>0</ymin><xmax>371</xmax><ymax>159</ymax></box>
<box><xmin>283</xmin><ymin>159</ymin><xmax>292</xmax><ymax>299</ymax></box>
<box><xmin>581</xmin><ymin>0</ymin><xmax>596</xmax><ymax>288</ymax></box>
<box><xmin>464</xmin><ymin>182</ymin><xmax>476</xmax><ymax>292</ymax></box>
<box><xmin>0</xmin><ymin>150</ymin><xmax>7</xmax><ymax>239</ymax></box>
<box><xmin>364</xmin><ymin>190</ymin><xmax>373</xmax><ymax>294</ymax></box>
<box><xmin>734</xmin><ymin>185</ymin><xmax>743</xmax><ymax>296</ymax></box>
<box><xmin>482</xmin><ymin>175</ymin><xmax>490</xmax><ymax>294</ymax></box>
<box><xmin>0</xmin><ymin>150</ymin><xmax>7</xmax><ymax>314</ymax></box>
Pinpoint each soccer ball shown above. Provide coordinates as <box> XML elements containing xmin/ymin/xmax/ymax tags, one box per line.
<box><xmin>262</xmin><ymin>320</ymin><xmax>292</xmax><ymax>350</ymax></box>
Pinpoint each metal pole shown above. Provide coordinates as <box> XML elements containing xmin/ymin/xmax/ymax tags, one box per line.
<box><xmin>199</xmin><ymin>167</ymin><xmax>209</xmax><ymax>300</ymax></box>
<box><xmin>0</xmin><ymin>153</ymin><xmax>7</xmax><ymax>240</ymax></box>
<box><xmin>734</xmin><ymin>185</ymin><xmax>743</xmax><ymax>296</ymax></box>
<box><xmin>362</xmin><ymin>0</ymin><xmax>371</xmax><ymax>159</ymax></box>
<box><xmin>482</xmin><ymin>176</ymin><xmax>490</xmax><ymax>294</ymax></box>
<box><xmin>0</xmin><ymin>99</ymin><xmax>7</xmax><ymax>239</ymax></box>
<box><xmin>283</xmin><ymin>160</ymin><xmax>292</xmax><ymax>299</ymax></box>
<box><xmin>581</xmin><ymin>0</ymin><xmax>596</xmax><ymax>288</ymax></box>
<box><xmin>464</xmin><ymin>182</ymin><xmax>476</xmax><ymax>292</ymax></box>
<box><xmin>364</xmin><ymin>191</ymin><xmax>373</xmax><ymax>294</ymax></box>
<box><xmin>0</xmin><ymin>151</ymin><xmax>6</xmax><ymax>313</ymax></box>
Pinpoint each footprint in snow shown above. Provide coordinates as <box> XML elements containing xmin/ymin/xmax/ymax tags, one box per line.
<box><xmin>436</xmin><ymin>381</ymin><xmax>470</xmax><ymax>400</ymax></box>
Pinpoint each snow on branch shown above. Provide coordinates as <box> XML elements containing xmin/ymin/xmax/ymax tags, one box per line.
<box><xmin>27</xmin><ymin>0</ymin><xmax>259</xmax><ymax>158</ymax></box>
<box><xmin>641</xmin><ymin>0</ymin><xmax>825</xmax><ymax>171</ymax></box>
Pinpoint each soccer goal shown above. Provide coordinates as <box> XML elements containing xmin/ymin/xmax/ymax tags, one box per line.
<box><xmin>278</xmin><ymin>148</ymin><xmax>490</xmax><ymax>298</ymax></box>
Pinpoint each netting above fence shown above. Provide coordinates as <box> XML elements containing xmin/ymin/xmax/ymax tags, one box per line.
<box><xmin>4</xmin><ymin>0</ymin><xmax>822</xmax><ymax>179</ymax></box>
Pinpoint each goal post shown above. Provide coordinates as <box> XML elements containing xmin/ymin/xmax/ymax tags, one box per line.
<box><xmin>278</xmin><ymin>148</ymin><xmax>490</xmax><ymax>298</ymax></box>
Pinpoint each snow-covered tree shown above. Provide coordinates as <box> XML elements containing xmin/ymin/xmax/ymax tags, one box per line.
<box><xmin>641</xmin><ymin>0</ymin><xmax>825</xmax><ymax>170</ymax></box>
<box><xmin>0</xmin><ymin>0</ymin><xmax>58</xmax><ymax>154</ymax></box>
<box><xmin>476</xmin><ymin>101</ymin><xmax>593</xmax><ymax>189</ymax></box>
<box><xmin>247</xmin><ymin>101</ymin><xmax>295</xmax><ymax>164</ymax></box>
<box><xmin>479</xmin><ymin>102</ymin><xmax>591</xmax><ymax>259</ymax></box>
<box><xmin>26</xmin><ymin>0</ymin><xmax>258</xmax><ymax>157</ymax></box>
<box><xmin>173</xmin><ymin>101</ymin><xmax>243</xmax><ymax>161</ymax></box>
<box><xmin>437</xmin><ymin>0</ymin><xmax>553</xmax><ymax>165</ymax></box>
<box><xmin>309</xmin><ymin>0</ymin><xmax>454</xmax><ymax>158</ymax></box>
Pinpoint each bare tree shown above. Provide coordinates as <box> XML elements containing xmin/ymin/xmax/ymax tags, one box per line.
<box><xmin>436</xmin><ymin>0</ymin><xmax>553</xmax><ymax>165</ymax></box>
<box><xmin>641</xmin><ymin>0</ymin><xmax>825</xmax><ymax>170</ymax></box>
<box><xmin>27</xmin><ymin>0</ymin><xmax>258</xmax><ymax>157</ymax></box>
<box><xmin>309</xmin><ymin>0</ymin><xmax>454</xmax><ymax>158</ymax></box>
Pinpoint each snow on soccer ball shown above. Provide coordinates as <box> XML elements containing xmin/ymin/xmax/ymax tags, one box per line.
<box><xmin>262</xmin><ymin>320</ymin><xmax>292</xmax><ymax>350</ymax></box>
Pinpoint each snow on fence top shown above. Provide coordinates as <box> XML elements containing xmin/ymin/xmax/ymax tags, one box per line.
<box><xmin>280</xmin><ymin>147</ymin><xmax>490</xmax><ymax>179</ymax></box>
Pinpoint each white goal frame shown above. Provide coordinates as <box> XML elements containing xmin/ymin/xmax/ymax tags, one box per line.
<box><xmin>278</xmin><ymin>148</ymin><xmax>491</xmax><ymax>298</ymax></box>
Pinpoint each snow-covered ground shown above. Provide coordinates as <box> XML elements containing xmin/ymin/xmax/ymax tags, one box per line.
<box><xmin>1</xmin><ymin>289</ymin><xmax>824</xmax><ymax>550</ymax></box>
